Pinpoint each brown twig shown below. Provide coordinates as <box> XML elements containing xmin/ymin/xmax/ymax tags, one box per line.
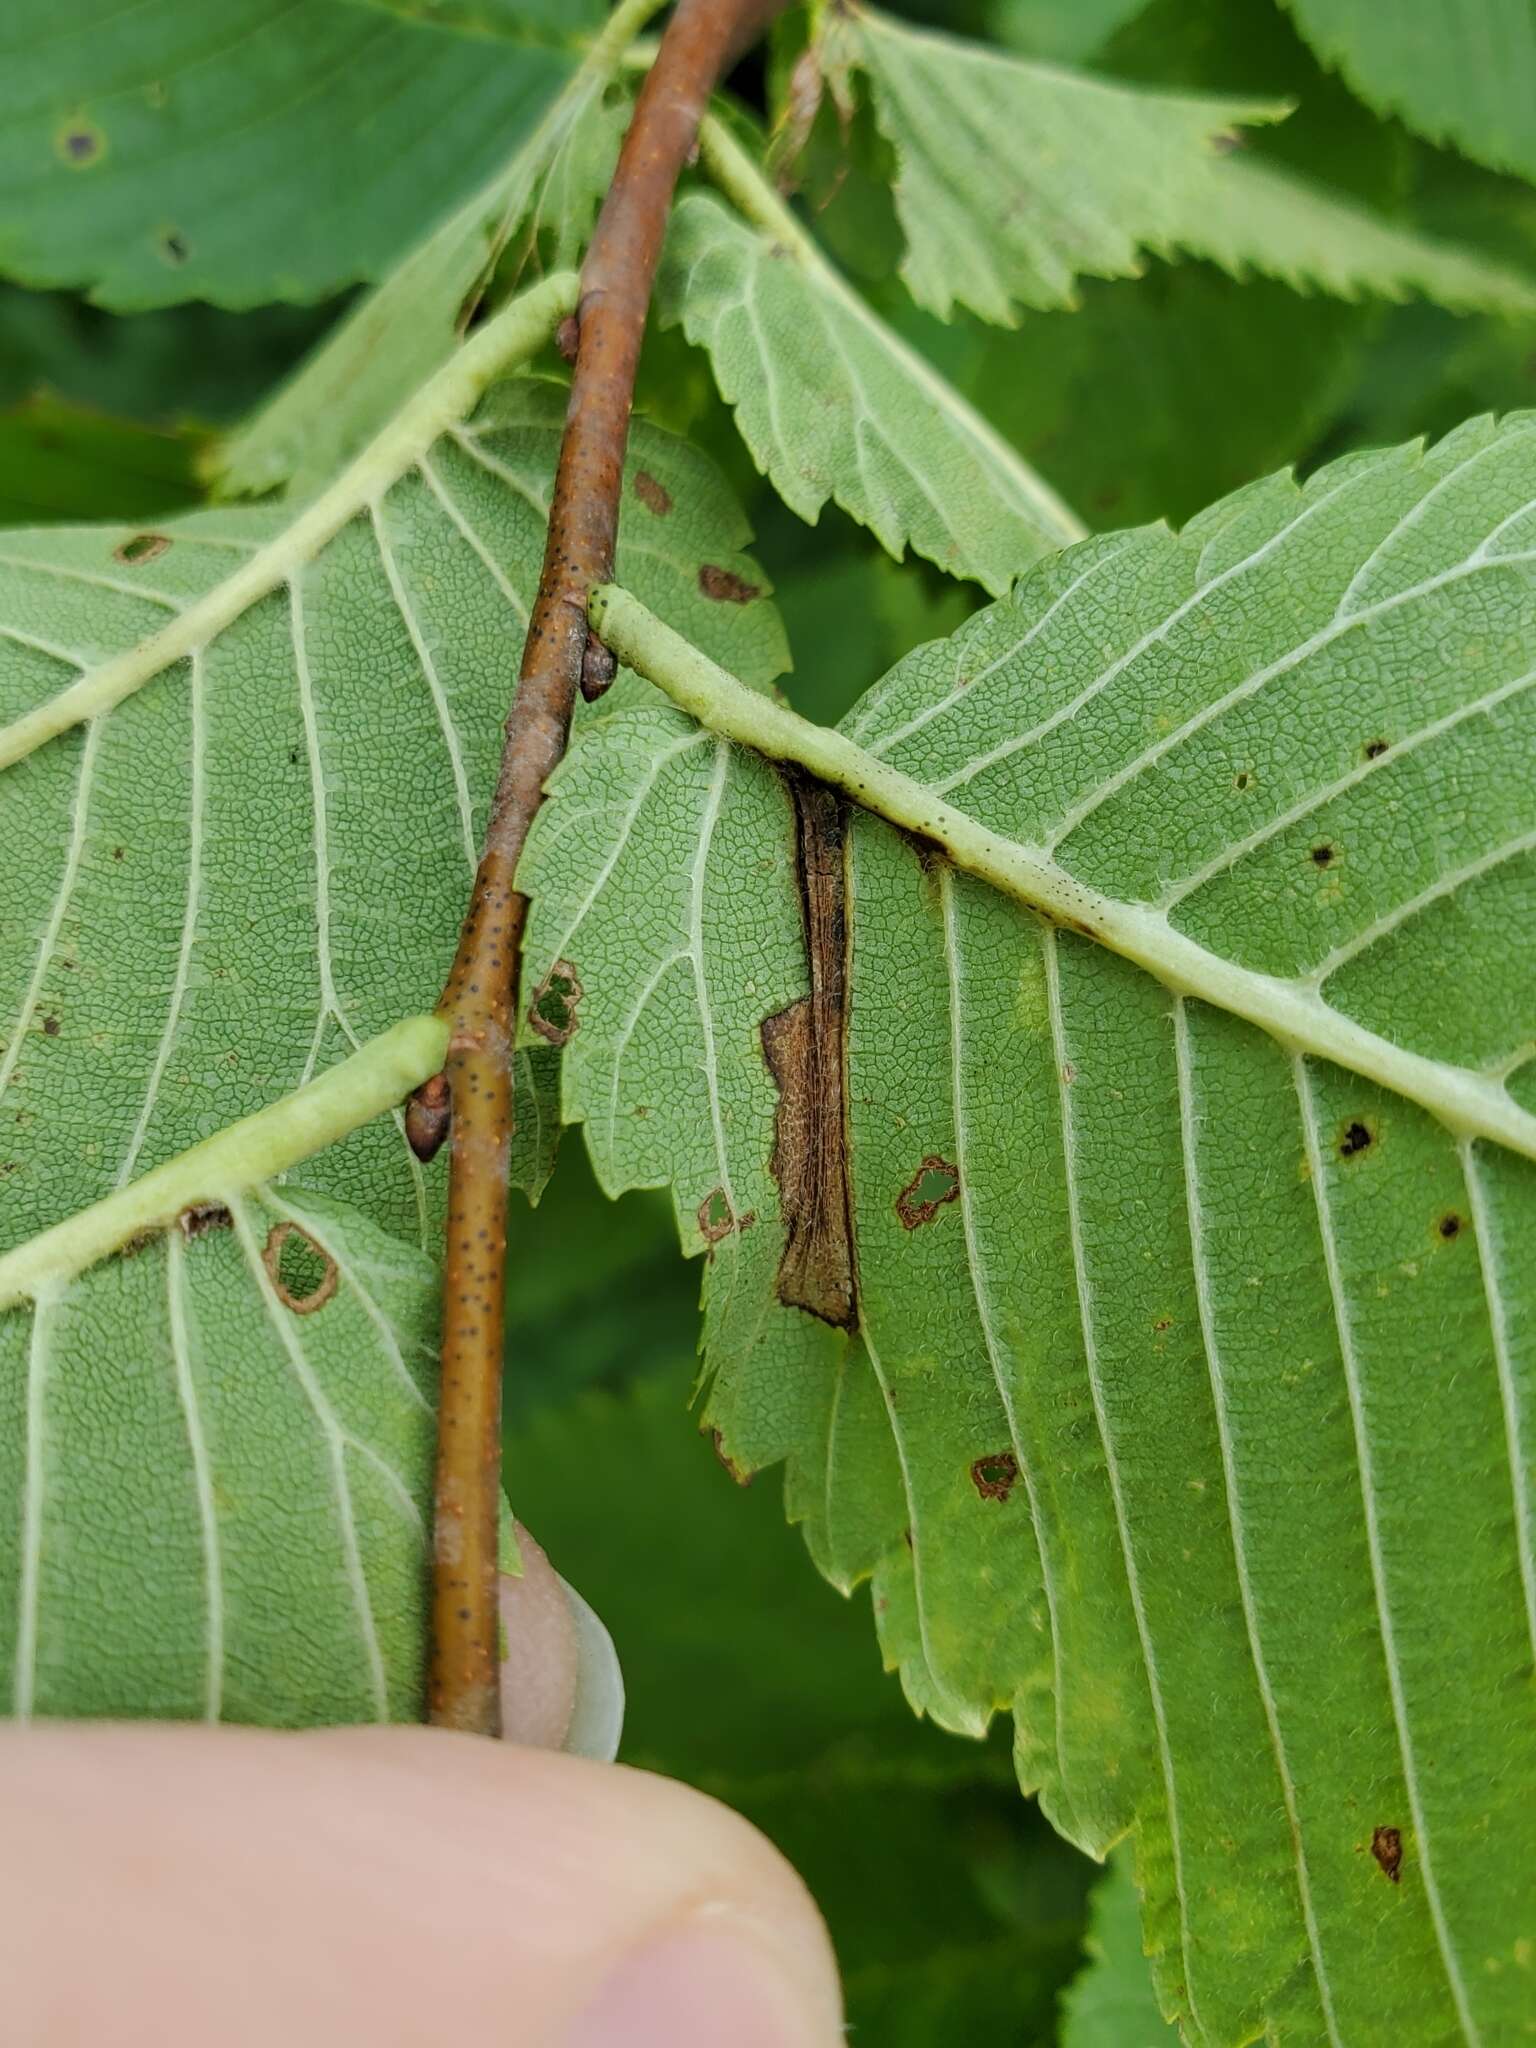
<box><xmin>425</xmin><ymin>0</ymin><xmax>785</xmax><ymax>1735</ymax></box>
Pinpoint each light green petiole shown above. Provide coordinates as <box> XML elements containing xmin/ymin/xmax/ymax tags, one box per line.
<box><xmin>0</xmin><ymin>272</ymin><xmax>579</xmax><ymax>770</ymax></box>
<box><xmin>0</xmin><ymin>1015</ymin><xmax>449</xmax><ymax>1306</ymax></box>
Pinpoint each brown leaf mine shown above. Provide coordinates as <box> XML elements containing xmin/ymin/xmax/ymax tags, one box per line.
<box><xmin>762</xmin><ymin>773</ymin><xmax>856</xmax><ymax>1329</ymax></box>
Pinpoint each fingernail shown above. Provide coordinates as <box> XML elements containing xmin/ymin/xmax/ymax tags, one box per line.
<box><xmin>557</xmin><ymin>1573</ymin><xmax>625</xmax><ymax>1763</ymax></box>
<box><xmin>564</xmin><ymin>1917</ymin><xmax>835</xmax><ymax>2047</ymax></box>
<box><xmin>498</xmin><ymin>1526</ymin><xmax>626</xmax><ymax>1760</ymax></box>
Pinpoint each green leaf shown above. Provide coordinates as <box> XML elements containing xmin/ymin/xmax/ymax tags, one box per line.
<box><xmin>0</xmin><ymin>1181</ymin><xmax>438</xmax><ymax>1723</ymax></box>
<box><xmin>992</xmin><ymin>0</ymin><xmax>1153</xmax><ymax>66</ymax></box>
<box><xmin>344</xmin><ymin>0</ymin><xmax>604</xmax><ymax>35</ymax></box>
<box><xmin>1282</xmin><ymin>0</ymin><xmax>1536</xmax><ymax>187</ymax></box>
<box><xmin>835</xmin><ymin>5</ymin><xmax>1536</xmax><ymax>323</ymax></box>
<box><xmin>0</xmin><ymin>285</ymin><xmax>785</xmax><ymax>1256</ymax></box>
<box><xmin>215</xmin><ymin>2</ymin><xmax>647</xmax><ymax>498</ymax></box>
<box><xmin>510</xmin><ymin>1371</ymin><xmax>1095</xmax><ymax>2045</ymax></box>
<box><xmin>0</xmin><ymin>284</ymin><xmax>341</xmax><ymax>432</ymax></box>
<box><xmin>930</xmin><ymin>262</ymin><xmax>1376</xmax><ymax>530</ymax></box>
<box><xmin>0</xmin><ymin>0</ymin><xmax>572</xmax><ymax>310</ymax></box>
<box><xmin>520</xmin><ymin>416</ymin><xmax>1536</xmax><ymax>2045</ymax></box>
<box><xmin>0</xmin><ymin>394</ymin><xmax>208</xmax><ymax>527</ymax></box>
<box><xmin>659</xmin><ymin>127</ymin><xmax>1086</xmax><ymax>593</ymax></box>
<box><xmin>1061</xmin><ymin>1853</ymin><xmax>1178</xmax><ymax>2048</ymax></box>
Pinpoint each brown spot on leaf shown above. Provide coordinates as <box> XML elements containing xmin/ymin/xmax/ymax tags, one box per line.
<box><xmin>57</xmin><ymin>119</ymin><xmax>104</xmax><ymax>167</ymax></box>
<box><xmin>634</xmin><ymin>470</ymin><xmax>672</xmax><ymax>516</ymax></box>
<box><xmin>971</xmin><ymin>1451</ymin><xmax>1017</xmax><ymax>1502</ymax></box>
<box><xmin>709</xmin><ymin>1428</ymin><xmax>753</xmax><ymax>1486</ymax></box>
<box><xmin>698</xmin><ymin>1187</ymin><xmax>734</xmax><ymax>1244</ymax></box>
<box><xmin>177</xmin><ymin>1202</ymin><xmax>231</xmax><ymax>1239</ymax></box>
<box><xmin>1338</xmin><ymin>1119</ymin><xmax>1374</xmax><ymax>1160</ymax></box>
<box><xmin>698</xmin><ymin>564</ymin><xmax>760</xmax><ymax>604</ymax></box>
<box><xmin>41</xmin><ymin>1016</ymin><xmax>59</xmax><ymax>1038</ymax></box>
<box><xmin>263</xmin><ymin>1220</ymin><xmax>338</xmax><ymax>1313</ymax></box>
<box><xmin>113</xmin><ymin>531</ymin><xmax>170</xmax><ymax>566</ymax></box>
<box><xmin>406</xmin><ymin>1072</ymin><xmax>451</xmax><ymax>1161</ymax></box>
<box><xmin>896</xmin><ymin>1156</ymin><xmax>960</xmax><ymax>1230</ymax></box>
<box><xmin>555</xmin><ymin>313</ymin><xmax>579</xmax><ymax>363</ymax></box>
<box><xmin>1371</xmin><ymin>1825</ymin><xmax>1403</xmax><ymax>1883</ymax></box>
<box><xmin>528</xmin><ymin>960</ymin><xmax>583</xmax><ymax>1046</ymax></box>
<box><xmin>762</xmin><ymin>772</ymin><xmax>857</xmax><ymax>1328</ymax></box>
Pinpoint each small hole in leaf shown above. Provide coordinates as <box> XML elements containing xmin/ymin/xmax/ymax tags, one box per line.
<box><xmin>1311</xmin><ymin>843</ymin><xmax>1336</xmax><ymax>868</ymax></box>
<box><xmin>528</xmin><ymin>959</ymin><xmax>583</xmax><ymax>1045</ymax></box>
<box><xmin>698</xmin><ymin>1187</ymin><xmax>734</xmax><ymax>1244</ymax></box>
<box><xmin>1232</xmin><ymin>770</ymin><xmax>1253</xmax><ymax>791</ymax></box>
<box><xmin>1363</xmin><ymin>738</ymin><xmax>1390</xmax><ymax>761</ymax></box>
<box><xmin>971</xmin><ymin>1451</ymin><xmax>1017</xmax><ymax>1502</ymax></box>
<box><xmin>263</xmin><ymin>1221</ymin><xmax>338</xmax><ymax>1313</ymax></box>
<box><xmin>896</xmin><ymin>1155</ymin><xmax>960</xmax><ymax>1229</ymax></box>
<box><xmin>1338</xmin><ymin>1120</ymin><xmax>1374</xmax><ymax>1159</ymax></box>
<box><xmin>113</xmin><ymin>531</ymin><xmax>170</xmax><ymax>566</ymax></box>
<box><xmin>1437</xmin><ymin>1211</ymin><xmax>1463</xmax><ymax>1241</ymax></box>
<box><xmin>160</xmin><ymin>228</ymin><xmax>189</xmax><ymax>265</ymax></box>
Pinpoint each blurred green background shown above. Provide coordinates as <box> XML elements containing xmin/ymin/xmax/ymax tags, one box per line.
<box><xmin>7</xmin><ymin>0</ymin><xmax>1533</xmax><ymax>2034</ymax></box>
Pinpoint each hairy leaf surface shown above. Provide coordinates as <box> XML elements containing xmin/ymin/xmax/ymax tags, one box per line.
<box><xmin>834</xmin><ymin>6</ymin><xmax>1536</xmax><ymax>323</ymax></box>
<box><xmin>0</xmin><ymin>0</ymin><xmax>570</xmax><ymax>310</ymax></box>
<box><xmin>1282</xmin><ymin>0</ymin><xmax>1536</xmax><ymax>187</ymax></box>
<box><xmin>0</xmin><ymin>1185</ymin><xmax>437</xmax><ymax>1723</ymax></box>
<box><xmin>519</xmin><ymin>417</ymin><xmax>1536</xmax><ymax>2045</ymax></box>
<box><xmin>658</xmin><ymin>189</ymin><xmax>1085</xmax><ymax>592</ymax></box>
<box><xmin>0</xmin><ymin>367</ymin><xmax>783</xmax><ymax>1254</ymax></box>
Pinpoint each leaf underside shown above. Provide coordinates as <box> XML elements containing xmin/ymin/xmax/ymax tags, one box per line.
<box><xmin>840</xmin><ymin>6</ymin><xmax>1536</xmax><ymax>325</ymax></box>
<box><xmin>519</xmin><ymin>416</ymin><xmax>1536</xmax><ymax>2046</ymax></box>
<box><xmin>0</xmin><ymin>376</ymin><xmax>784</xmax><ymax>1722</ymax></box>
<box><xmin>658</xmin><ymin>191</ymin><xmax>1083</xmax><ymax>593</ymax></box>
<box><xmin>0</xmin><ymin>1186</ymin><xmax>437</xmax><ymax>1723</ymax></box>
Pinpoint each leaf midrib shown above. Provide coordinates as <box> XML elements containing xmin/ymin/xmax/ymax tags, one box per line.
<box><xmin>589</xmin><ymin>583</ymin><xmax>1536</xmax><ymax>1165</ymax></box>
<box><xmin>0</xmin><ymin>271</ymin><xmax>577</xmax><ymax>773</ymax></box>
